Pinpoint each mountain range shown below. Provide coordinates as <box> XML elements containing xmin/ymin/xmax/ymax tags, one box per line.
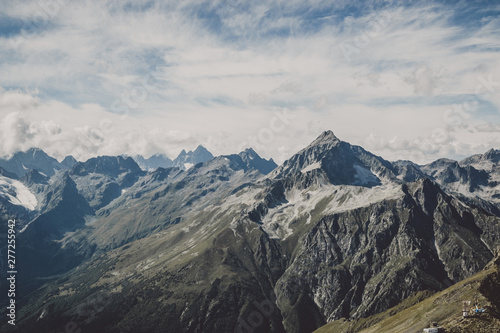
<box><xmin>132</xmin><ymin>145</ymin><xmax>215</xmax><ymax>171</ymax></box>
<box><xmin>0</xmin><ymin>131</ymin><xmax>499</xmax><ymax>333</ymax></box>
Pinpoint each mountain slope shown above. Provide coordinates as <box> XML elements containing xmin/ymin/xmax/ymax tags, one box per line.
<box><xmin>133</xmin><ymin>153</ymin><xmax>173</xmax><ymax>171</ymax></box>
<box><xmin>238</xmin><ymin>148</ymin><xmax>277</xmax><ymax>175</ymax></box>
<box><xmin>314</xmin><ymin>252</ymin><xmax>500</xmax><ymax>333</ymax></box>
<box><xmin>69</xmin><ymin>155</ymin><xmax>145</xmax><ymax>210</ymax></box>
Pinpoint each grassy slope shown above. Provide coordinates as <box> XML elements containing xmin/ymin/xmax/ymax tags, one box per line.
<box><xmin>314</xmin><ymin>258</ymin><xmax>500</xmax><ymax>333</ymax></box>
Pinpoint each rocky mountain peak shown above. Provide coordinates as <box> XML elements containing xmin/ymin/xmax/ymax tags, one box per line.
<box><xmin>193</xmin><ymin>145</ymin><xmax>209</xmax><ymax>154</ymax></box>
<box><xmin>61</xmin><ymin>155</ymin><xmax>78</xmax><ymax>169</ymax></box>
<box><xmin>172</xmin><ymin>145</ymin><xmax>214</xmax><ymax>169</ymax></box>
<box><xmin>241</xmin><ymin>147</ymin><xmax>257</xmax><ymax>156</ymax></box>
<box><xmin>308</xmin><ymin>130</ymin><xmax>340</xmax><ymax>148</ymax></box>
<box><xmin>133</xmin><ymin>153</ymin><xmax>173</xmax><ymax>171</ymax></box>
<box><xmin>484</xmin><ymin>148</ymin><xmax>500</xmax><ymax>162</ymax></box>
<box><xmin>272</xmin><ymin>130</ymin><xmax>394</xmax><ymax>187</ymax></box>
<box><xmin>237</xmin><ymin>148</ymin><xmax>277</xmax><ymax>174</ymax></box>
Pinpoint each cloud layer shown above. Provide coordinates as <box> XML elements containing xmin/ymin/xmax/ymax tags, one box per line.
<box><xmin>1</xmin><ymin>0</ymin><xmax>499</xmax><ymax>163</ymax></box>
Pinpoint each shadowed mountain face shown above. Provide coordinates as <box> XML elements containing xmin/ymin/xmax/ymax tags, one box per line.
<box><xmin>0</xmin><ymin>148</ymin><xmax>63</xmax><ymax>177</ymax></box>
<box><xmin>1</xmin><ymin>132</ymin><xmax>500</xmax><ymax>333</ymax></box>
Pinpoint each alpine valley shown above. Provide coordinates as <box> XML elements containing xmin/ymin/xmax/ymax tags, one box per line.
<box><xmin>1</xmin><ymin>131</ymin><xmax>500</xmax><ymax>333</ymax></box>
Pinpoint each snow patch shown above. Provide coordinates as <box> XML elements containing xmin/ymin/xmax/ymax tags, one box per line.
<box><xmin>260</xmin><ymin>184</ymin><xmax>403</xmax><ymax>240</ymax></box>
<box><xmin>301</xmin><ymin>162</ymin><xmax>321</xmax><ymax>173</ymax></box>
<box><xmin>465</xmin><ymin>160</ymin><xmax>494</xmax><ymax>172</ymax></box>
<box><xmin>0</xmin><ymin>176</ymin><xmax>38</xmax><ymax>210</ymax></box>
<box><xmin>353</xmin><ymin>165</ymin><xmax>379</xmax><ymax>186</ymax></box>
<box><xmin>184</xmin><ymin>163</ymin><xmax>194</xmax><ymax>170</ymax></box>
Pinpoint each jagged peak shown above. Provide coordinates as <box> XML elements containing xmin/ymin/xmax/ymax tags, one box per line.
<box><xmin>239</xmin><ymin>147</ymin><xmax>258</xmax><ymax>157</ymax></box>
<box><xmin>243</xmin><ymin>147</ymin><xmax>257</xmax><ymax>154</ymax></box>
<box><xmin>308</xmin><ymin>130</ymin><xmax>340</xmax><ymax>147</ymax></box>
<box><xmin>194</xmin><ymin>145</ymin><xmax>209</xmax><ymax>153</ymax></box>
<box><xmin>484</xmin><ymin>148</ymin><xmax>500</xmax><ymax>159</ymax></box>
<box><xmin>13</xmin><ymin>147</ymin><xmax>50</xmax><ymax>158</ymax></box>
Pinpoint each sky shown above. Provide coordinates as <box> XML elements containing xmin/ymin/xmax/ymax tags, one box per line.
<box><xmin>0</xmin><ymin>0</ymin><xmax>500</xmax><ymax>164</ymax></box>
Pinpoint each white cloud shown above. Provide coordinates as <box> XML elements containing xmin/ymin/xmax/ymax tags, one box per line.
<box><xmin>0</xmin><ymin>1</ymin><xmax>499</xmax><ymax>164</ymax></box>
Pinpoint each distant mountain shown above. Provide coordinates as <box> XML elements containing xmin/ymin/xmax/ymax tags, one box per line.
<box><xmin>392</xmin><ymin>160</ymin><xmax>426</xmax><ymax>182</ymax></box>
<box><xmin>418</xmin><ymin>151</ymin><xmax>500</xmax><ymax>210</ymax></box>
<box><xmin>133</xmin><ymin>153</ymin><xmax>173</xmax><ymax>171</ymax></box>
<box><xmin>0</xmin><ymin>148</ymin><xmax>62</xmax><ymax>177</ymax></box>
<box><xmin>238</xmin><ymin>148</ymin><xmax>277</xmax><ymax>175</ymax></box>
<box><xmin>133</xmin><ymin>146</ymin><xmax>214</xmax><ymax>171</ymax></box>
<box><xmin>71</xmin><ymin>155</ymin><xmax>142</xmax><ymax>178</ymax></box>
<box><xmin>60</xmin><ymin>155</ymin><xmax>78</xmax><ymax>169</ymax></box>
<box><xmin>461</xmin><ymin>148</ymin><xmax>500</xmax><ymax>169</ymax></box>
<box><xmin>172</xmin><ymin>145</ymin><xmax>214</xmax><ymax>169</ymax></box>
<box><xmin>70</xmin><ymin>156</ymin><xmax>145</xmax><ymax>209</ymax></box>
<box><xmin>0</xmin><ymin>148</ymin><xmax>78</xmax><ymax>178</ymax></box>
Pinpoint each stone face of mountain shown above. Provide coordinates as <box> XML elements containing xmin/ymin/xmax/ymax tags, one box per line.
<box><xmin>418</xmin><ymin>150</ymin><xmax>500</xmax><ymax>211</ymax></box>
<box><xmin>25</xmin><ymin>173</ymin><xmax>94</xmax><ymax>236</ymax></box>
<box><xmin>172</xmin><ymin>145</ymin><xmax>214</xmax><ymax>169</ymax></box>
<box><xmin>392</xmin><ymin>160</ymin><xmax>426</xmax><ymax>182</ymax></box>
<box><xmin>71</xmin><ymin>155</ymin><xmax>142</xmax><ymax>178</ymax></box>
<box><xmin>3</xmin><ymin>132</ymin><xmax>500</xmax><ymax>333</ymax></box>
<box><xmin>70</xmin><ymin>156</ymin><xmax>145</xmax><ymax>210</ymax></box>
<box><xmin>276</xmin><ymin>178</ymin><xmax>496</xmax><ymax>330</ymax></box>
<box><xmin>21</xmin><ymin>168</ymin><xmax>49</xmax><ymax>186</ymax></box>
<box><xmin>133</xmin><ymin>153</ymin><xmax>173</xmax><ymax>171</ymax></box>
<box><xmin>423</xmin><ymin>160</ymin><xmax>488</xmax><ymax>192</ymax></box>
<box><xmin>461</xmin><ymin>148</ymin><xmax>500</xmax><ymax>168</ymax></box>
<box><xmin>0</xmin><ymin>147</ymin><xmax>62</xmax><ymax>177</ymax></box>
<box><xmin>315</xmin><ymin>252</ymin><xmax>500</xmax><ymax>333</ymax></box>
<box><xmin>16</xmin><ymin>173</ymin><xmax>94</xmax><ymax>289</ymax></box>
<box><xmin>238</xmin><ymin>148</ymin><xmax>278</xmax><ymax>175</ymax></box>
<box><xmin>0</xmin><ymin>166</ymin><xmax>18</xmax><ymax>179</ymax></box>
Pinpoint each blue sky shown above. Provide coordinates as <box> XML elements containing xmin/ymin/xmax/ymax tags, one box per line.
<box><xmin>0</xmin><ymin>0</ymin><xmax>500</xmax><ymax>164</ymax></box>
